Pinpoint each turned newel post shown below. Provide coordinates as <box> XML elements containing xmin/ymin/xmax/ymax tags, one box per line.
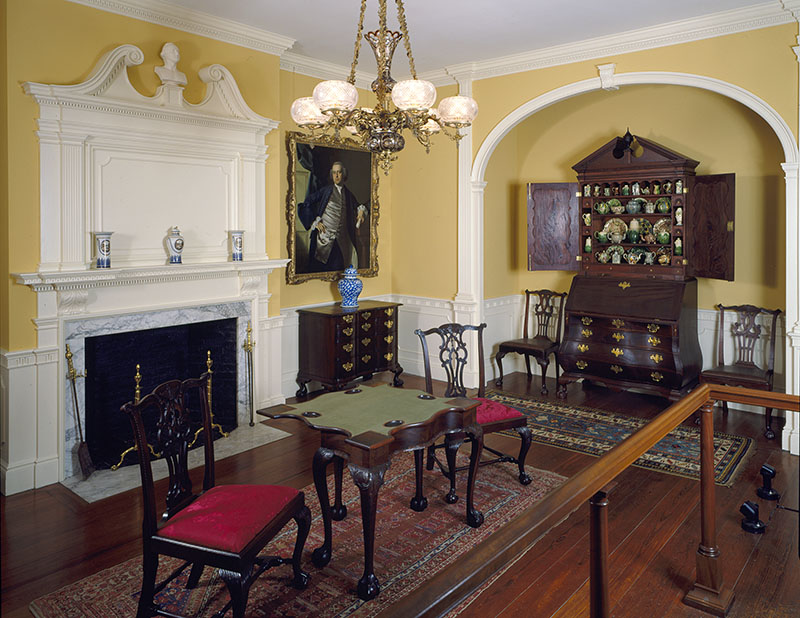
<box><xmin>589</xmin><ymin>490</ymin><xmax>610</xmax><ymax>618</ymax></box>
<box><xmin>683</xmin><ymin>400</ymin><xmax>734</xmax><ymax>615</ymax></box>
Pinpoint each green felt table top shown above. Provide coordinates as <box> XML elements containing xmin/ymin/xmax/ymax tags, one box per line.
<box><xmin>274</xmin><ymin>384</ymin><xmax>475</xmax><ymax>437</ymax></box>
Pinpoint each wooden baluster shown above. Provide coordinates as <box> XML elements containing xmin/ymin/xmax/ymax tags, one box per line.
<box><xmin>683</xmin><ymin>401</ymin><xmax>734</xmax><ymax>615</ymax></box>
<box><xmin>589</xmin><ymin>490</ymin><xmax>610</xmax><ymax>618</ymax></box>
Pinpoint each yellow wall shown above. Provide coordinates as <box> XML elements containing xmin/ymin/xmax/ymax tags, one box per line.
<box><xmin>484</xmin><ymin>84</ymin><xmax>785</xmax><ymax>309</ymax></box>
<box><xmin>1</xmin><ymin>0</ymin><xmax>797</xmax><ymax>352</ymax></box>
<box><xmin>1</xmin><ymin>0</ymin><xmax>9</xmax><ymax>349</ymax></box>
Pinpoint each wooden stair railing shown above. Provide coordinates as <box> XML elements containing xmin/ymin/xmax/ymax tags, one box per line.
<box><xmin>385</xmin><ymin>384</ymin><xmax>800</xmax><ymax>618</ymax></box>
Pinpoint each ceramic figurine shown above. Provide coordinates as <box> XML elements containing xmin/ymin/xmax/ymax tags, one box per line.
<box><xmin>584</xmin><ymin>184</ymin><xmax>591</xmax><ymax>197</ymax></box>
<box><xmin>632</xmin><ymin>181</ymin><xmax>640</xmax><ymax>196</ymax></box>
<box><xmin>674</xmin><ymin>238</ymin><xmax>683</xmax><ymax>255</ymax></box>
<box><xmin>229</xmin><ymin>230</ymin><xmax>244</xmax><ymax>261</ymax></box>
<box><xmin>584</xmin><ymin>237</ymin><xmax>592</xmax><ymax>253</ymax></box>
<box><xmin>166</xmin><ymin>226</ymin><xmax>184</xmax><ymax>264</ymax></box>
<box><xmin>593</xmin><ymin>184</ymin><xmax>601</xmax><ymax>197</ymax></box>
<box><xmin>338</xmin><ymin>265</ymin><xmax>363</xmax><ymax>308</ymax></box>
<box><xmin>621</xmin><ymin>183</ymin><xmax>630</xmax><ymax>196</ymax></box>
<box><xmin>94</xmin><ymin>231</ymin><xmax>113</xmax><ymax>269</ymax></box>
<box><xmin>675</xmin><ymin>207</ymin><xmax>683</xmax><ymax>225</ymax></box>
<box><xmin>675</xmin><ymin>179</ymin><xmax>683</xmax><ymax>194</ymax></box>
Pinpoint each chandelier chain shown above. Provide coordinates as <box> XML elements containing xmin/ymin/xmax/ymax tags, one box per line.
<box><xmin>348</xmin><ymin>0</ymin><xmax>368</xmax><ymax>85</ymax></box>
<box><xmin>376</xmin><ymin>0</ymin><xmax>389</xmax><ymax>106</ymax></box>
<box><xmin>394</xmin><ymin>0</ymin><xmax>417</xmax><ymax>79</ymax></box>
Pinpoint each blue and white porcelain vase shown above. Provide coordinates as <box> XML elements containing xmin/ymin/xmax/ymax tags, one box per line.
<box><xmin>166</xmin><ymin>226</ymin><xmax>184</xmax><ymax>264</ymax></box>
<box><xmin>228</xmin><ymin>230</ymin><xmax>244</xmax><ymax>262</ymax></box>
<box><xmin>338</xmin><ymin>265</ymin><xmax>363</xmax><ymax>308</ymax></box>
<box><xmin>94</xmin><ymin>231</ymin><xmax>113</xmax><ymax>269</ymax></box>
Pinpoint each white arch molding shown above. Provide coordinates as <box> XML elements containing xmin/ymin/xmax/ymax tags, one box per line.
<box><xmin>464</xmin><ymin>70</ymin><xmax>800</xmax><ymax>454</ymax></box>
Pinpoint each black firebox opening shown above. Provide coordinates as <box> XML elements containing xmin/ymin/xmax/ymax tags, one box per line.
<box><xmin>84</xmin><ymin>318</ymin><xmax>238</xmax><ymax>470</ymax></box>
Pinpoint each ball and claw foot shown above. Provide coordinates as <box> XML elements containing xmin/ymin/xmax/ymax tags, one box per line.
<box><xmin>765</xmin><ymin>427</ymin><xmax>775</xmax><ymax>440</ymax></box>
<box><xmin>295</xmin><ymin>383</ymin><xmax>308</xmax><ymax>398</ymax></box>
<box><xmin>331</xmin><ymin>505</ymin><xmax>347</xmax><ymax>521</ymax></box>
<box><xmin>444</xmin><ymin>490</ymin><xmax>459</xmax><ymax>504</ymax></box>
<box><xmin>467</xmin><ymin>509</ymin><xmax>484</xmax><ymax>528</ymax></box>
<box><xmin>312</xmin><ymin>546</ymin><xmax>331</xmax><ymax>568</ymax></box>
<box><xmin>291</xmin><ymin>570</ymin><xmax>310</xmax><ymax>590</ymax></box>
<box><xmin>495</xmin><ymin>378</ymin><xmax>503</xmax><ymax>387</ymax></box>
<box><xmin>410</xmin><ymin>496</ymin><xmax>428</xmax><ymax>512</ymax></box>
<box><xmin>357</xmin><ymin>573</ymin><xmax>380</xmax><ymax>601</ymax></box>
<box><xmin>519</xmin><ymin>472</ymin><xmax>532</xmax><ymax>485</ymax></box>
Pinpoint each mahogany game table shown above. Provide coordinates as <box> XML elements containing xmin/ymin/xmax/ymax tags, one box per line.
<box><xmin>262</xmin><ymin>383</ymin><xmax>484</xmax><ymax>600</ymax></box>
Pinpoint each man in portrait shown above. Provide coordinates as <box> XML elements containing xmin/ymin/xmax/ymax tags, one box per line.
<box><xmin>298</xmin><ymin>161</ymin><xmax>369</xmax><ymax>272</ymax></box>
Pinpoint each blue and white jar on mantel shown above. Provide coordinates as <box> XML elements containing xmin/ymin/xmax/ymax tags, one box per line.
<box><xmin>94</xmin><ymin>231</ymin><xmax>113</xmax><ymax>269</ymax></box>
<box><xmin>338</xmin><ymin>265</ymin><xmax>363</xmax><ymax>308</ymax></box>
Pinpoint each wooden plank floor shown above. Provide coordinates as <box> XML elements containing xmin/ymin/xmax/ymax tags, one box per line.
<box><xmin>1</xmin><ymin>372</ymin><xmax>797</xmax><ymax>617</ymax></box>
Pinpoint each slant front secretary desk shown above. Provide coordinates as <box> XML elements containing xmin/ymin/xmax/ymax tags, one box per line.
<box><xmin>527</xmin><ymin>134</ymin><xmax>735</xmax><ymax>400</ymax></box>
<box><xmin>296</xmin><ymin>300</ymin><xmax>404</xmax><ymax>397</ymax></box>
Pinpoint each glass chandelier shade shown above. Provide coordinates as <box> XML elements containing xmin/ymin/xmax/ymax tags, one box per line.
<box><xmin>391</xmin><ymin>79</ymin><xmax>436</xmax><ymax>111</ymax></box>
<box><xmin>289</xmin><ymin>97</ymin><xmax>327</xmax><ymax>127</ymax></box>
<box><xmin>437</xmin><ymin>95</ymin><xmax>479</xmax><ymax>126</ymax></box>
<box><xmin>312</xmin><ymin>80</ymin><xmax>359</xmax><ymax>113</ymax></box>
<box><xmin>290</xmin><ymin>0</ymin><xmax>478</xmax><ymax>173</ymax></box>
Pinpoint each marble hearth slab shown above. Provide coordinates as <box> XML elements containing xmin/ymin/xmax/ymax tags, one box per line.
<box><xmin>61</xmin><ymin>423</ymin><xmax>289</xmax><ymax>503</ymax></box>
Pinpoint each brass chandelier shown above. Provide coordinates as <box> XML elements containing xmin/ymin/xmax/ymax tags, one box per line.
<box><xmin>290</xmin><ymin>0</ymin><xmax>478</xmax><ymax>173</ymax></box>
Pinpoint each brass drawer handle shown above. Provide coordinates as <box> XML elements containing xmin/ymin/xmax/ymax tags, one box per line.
<box><xmin>581</xmin><ymin>317</ymin><xmax>592</xmax><ymax>326</ymax></box>
<box><xmin>363</xmin><ymin>312</ymin><xmax>371</xmax><ymax>319</ymax></box>
<box><xmin>385</xmin><ymin>308</ymin><xmax>394</xmax><ymax>316</ymax></box>
<box><xmin>343</xmin><ymin>315</ymin><xmax>354</xmax><ymax>323</ymax></box>
<box><xmin>581</xmin><ymin>328</ymin><xmax>593</xmax><ymax>338</ymax></box>
<box><xmin>576</xmin><ymin>360</ymin><xmax>587</xmax><ymax>370</ymax></box>
<box><xmin>343</xmin><ymin>327</ymin><xmax>353</xmax><ymax>336</ymax></box>
<box><xmin>611</xmin><ymin>347</ymin><xmax>624</xmax><ymax>357</ymax></box>
<box><xmin>612</xmin><ymin>332</ymin><xmax>625</xmax><ymax>341</ymax></box>
<box><xmin>384</xmin><ymin>335</ymin><xmax>394</xmax><ymax>344</ymax></box>
<box><xmin>362</xmin><ymin>338</ymin><xmax>371</xmax><ymax>346</ymax></box>
<box><xmin>612</xmin><ymin>319</ymin><xmax>625</xmax><ymax>328</ymax></box>
<box><xmin>647</xmin><ymin>323</ymin><xmax>660</xmax><ymax>333</ymax></box>
<box><xmin>361</xmin><ymin>355</ymin><xmax>372</xmax><ymax>363</ymax></box>
<box><xmin>618</xmin><ymin>281</ymin><xmax>631</xmax><ymax>290</ymax></box>
<box><xmin>385</xmin><ymin>320</ymin><xmax>394</xmax><ymax>328</ymax></box>
<box><xmin>342</xmin><ymin>343</ymin><xmax>353</xmax><ymax>353</ymax></box>
<box><xmin>610</xmin><ymin>365</ymin><xmax>623</xmax><ymax>374</ymax></box>
<box><xmin>651</xmin><ymin>371</ymin><xmax>663</xmax><ymax>382</ymax></box>
<box><xmin>342</xmin><ymin>362</ymin><xmax>353</xmax><ymax>372</ymax></box>
<box><xmin>362</xmin><ymin>323</ymin><xmax>372</xmax><ymax>331</ymax></box>
<box><xmin>384</xmin><ymin>352</ymin><xmax>393</xmax><ymax>361</ymax></box>
<box><xmin>648</xmin><ymin>336</ymin><xmax>661</xmax><ymax>346</ymax></box>
<box><xmin>578</xmin><ymin>344</ymin><xmax>588</xmax><ymax>353</ymax></box>
<box><xmin>650</xmin><ymin>353</ymin><xmax>663</xmax><ymax>364</ymax></box>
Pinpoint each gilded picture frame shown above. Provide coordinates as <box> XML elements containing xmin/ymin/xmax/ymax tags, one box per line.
<box><xmin>286</xmin><ymin>131</ymin><xmax>379</xmax><ymax>284</ymax></box>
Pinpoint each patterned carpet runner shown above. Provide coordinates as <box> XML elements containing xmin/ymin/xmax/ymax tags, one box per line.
<box><xmin>484</xmin><ymin>389</ymin><xmax>753</xmax><ymax>487</ymax></box>
<box><xmin>30</xmin><ymin>452</ymin><xmax>564</xmax><ymax>618</ymax></box>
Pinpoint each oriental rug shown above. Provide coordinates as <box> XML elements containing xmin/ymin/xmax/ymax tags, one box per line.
<box><xmin>484</xmin><ymin>390</ymin><xmax>753</xmax><ymax>487</ymax></box>
<box><xmin>30</xmin><ymin>452</ymin><xmax>565</xmax><ymax>618</ymax></box>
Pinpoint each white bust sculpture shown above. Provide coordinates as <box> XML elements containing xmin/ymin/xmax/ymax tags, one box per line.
<box><xmin>155</xmin><ymin>42</ymin><xmax>187</xmax><ymax>86</ymax></box>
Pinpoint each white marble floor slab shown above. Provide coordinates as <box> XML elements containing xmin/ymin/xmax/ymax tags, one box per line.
<box><xmin>61</xmin><ymin>423</ymin><xmax>290</xmax><ymax>503</ymax></box>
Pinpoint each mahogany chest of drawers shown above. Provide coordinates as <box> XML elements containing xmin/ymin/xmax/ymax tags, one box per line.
<box><xmin>295</xmin><ymin>301</ymin><xmax>404</xmax><ymax>397</ymax></box>
<box><xmin>557</xmin><ymin>277</ymin><xmax>701</xmax><ymax>401</ymax></box>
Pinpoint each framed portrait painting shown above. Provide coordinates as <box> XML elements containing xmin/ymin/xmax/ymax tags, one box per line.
<box><xmin>286</xmin><ymin>132</ymin><xmax>379</xmax><ymax>283</ymax></box>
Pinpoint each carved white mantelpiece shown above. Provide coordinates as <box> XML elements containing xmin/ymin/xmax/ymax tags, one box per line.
<box><xmin>2</xmin><ymin>44</ymin><xmax>287</xmax><ymax>495</ymax></box>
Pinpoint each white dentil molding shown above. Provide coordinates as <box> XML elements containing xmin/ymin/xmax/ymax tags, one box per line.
<box><xmin>444</xmin><ymin>2</ymin><xmax>792</xmax><ymax>82</ymax></box>
<box><xmin>66</xmin><ymin>0</ymin><xmax>295</xmax><ymax>56</ymax></box>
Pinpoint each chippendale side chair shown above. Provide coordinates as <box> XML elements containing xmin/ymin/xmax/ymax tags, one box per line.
<box><xmin>415</xmin><ymin>323</ymin><xmax>533</xmax><ymax>503</ymax></box>
<box><xmin>121</xmin><ymin>373</ymin><xmax>310</xmax><ymax>618</ymax></box>
<box><xmin>700</xmin><ymin>304</ymin><xmax>782</xmax><ymax>439</ymax></box>
<box><xmin>495</xmin><ymin>289</ymin><xmax>567</xmax><ymax>395</ymax></box>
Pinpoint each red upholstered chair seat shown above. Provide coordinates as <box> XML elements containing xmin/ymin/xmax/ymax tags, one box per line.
<box><xmin>159</xmin><ymin>484</ymin><xmax>300</xmax><ymax>553</ymax></box>
<box><xmin>474</xmin><ymin>397</ymin><xmax>524</xmax><ymax>424</ymax></box>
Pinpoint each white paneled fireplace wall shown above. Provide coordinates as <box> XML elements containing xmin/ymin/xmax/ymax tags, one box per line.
<box><xmin>1</xmin><ymin>43</ymin><xmax>288</xmax><ymax>495</ymax></box>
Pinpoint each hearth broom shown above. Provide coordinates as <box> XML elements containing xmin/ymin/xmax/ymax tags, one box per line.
<box><xmin>65</xmin><ymin>344</ymin><xmax>95</xmax><ymax>479</ymax></box>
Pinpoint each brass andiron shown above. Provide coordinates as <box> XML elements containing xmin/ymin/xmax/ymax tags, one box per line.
<box><xmin>65</xmin><ymin>344</ymin><xmax>95</xmax><ymax>479</ymax></box>
<box><xmin>189</xmin><ymin>350</ymin><xmax>228</xmax><ymax>447</ymax></box>
<box><xmin>111</xmin><ymin>364</ymin><xmax>159</xmax><ymax>471</ymax></box>
<box><xmin>244</xmin><ymin>321</ymin><xmax>255</xmax><ymax>426</ymax></box>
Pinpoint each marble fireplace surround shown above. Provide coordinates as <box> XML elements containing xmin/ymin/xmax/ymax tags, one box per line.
<box><xmin>2</xmin><ymin>44</ymin><xmax>289</xmax><ymax>494</ymax></box>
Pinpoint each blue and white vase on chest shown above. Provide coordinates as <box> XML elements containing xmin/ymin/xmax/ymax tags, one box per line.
<box><xmin>338</xmin><ymin>265</ymin><xmax>363</xmax><ymax>308</ymax></box>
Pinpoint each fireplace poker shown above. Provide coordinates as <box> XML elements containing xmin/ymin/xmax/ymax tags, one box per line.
<box><xmin>244</xmin><ymin>321</ymin><xmax>255</xmax><ymax>426</ymax></box>
<box><xmin>65</xmin><ymin>344</ymin><xmax>95</xmax><ymax>479</ymax></box>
